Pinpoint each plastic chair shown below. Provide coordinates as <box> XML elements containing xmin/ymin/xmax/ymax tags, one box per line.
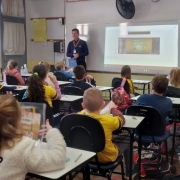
<box><xmin>6</xmin><ymin>75</ymin><xmax>19</xmax><ymax>85</ymax></box>
<box><xmin>112</xmin><ymin>77</ymin><xmax>130</xmax><ymax>94</ymax></box>
<box><xmin>126</xmin><ymin>105</ymin><xmax>169</xmax><ymax>180</ymax></box>
<box><xmin>164</xmin><ymin>86</ymin><xmax>180</xmax><ymax>165</ymax></box>
<box><xmin>60</xmin><ymin>114</ymin><xmax>125</xmax><ymax>180</ymax></box>
<box><xmin>164</xmin><ymin>86</ymin><xmax>180</xmax><ymax>118</ymax></box>
<box><xmin>164</xmin><ymin>86</ymin><xmax>180</xmax><ymax>98</ymax></box>
<box><xmin>50</xmin><ymin>65</ymin><xmax>55</xmax><ymax>72</ymax></box>
<box><xmin>63</xmin><ymin>86</ymin><xmax>84</xmax><ymax>112</ymax></box>
<box><xmin>54</xmin><ymin>72</ymin><xmax>68</xmax><ymax>81</ymax></box>
<box><xmin>1</xmin><ymin>75</ymin><xmax>20</xmax><ymax>99</ymax></box>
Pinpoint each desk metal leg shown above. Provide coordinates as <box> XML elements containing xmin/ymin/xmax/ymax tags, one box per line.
<box><xmin>138</xmin><ymin>132</ymin><xmax>142</xmax><ymax>180</ymax></box>
<box><xmin>83</xmin><ymin>164</ymin><xmax>90</xmax><ymax>180</ymax></box>
<box><xmin>108</xmin><ymin>90</ymin><xmax>111</xmax><ymax>100</ymax></box>
<box><xmin>148</xmin><ymin>83</ymin><xmax>150</xmax><ymax>94</ymax></box>
<box><xmin>143</xmin><ymin>84</ymin><xmax>145</xmax><ymax>94</ymax></box>
<box><xmin>129</xmin><ymin>130</ymin><xmax>134</xmax><ymax>180</ymax></box>
<box><xmin>171</xmin><ymin>108</ymin><xmax>177</xmax><ymax>165</ymax></box>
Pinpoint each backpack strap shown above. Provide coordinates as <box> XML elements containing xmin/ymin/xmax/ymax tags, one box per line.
<box><xmin>120</xmin><ymin>78</ymin><xmax>126</xmax><ymax>87</ymax></box>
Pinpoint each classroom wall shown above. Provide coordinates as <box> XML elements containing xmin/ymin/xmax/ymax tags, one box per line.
<box><xmin>25</xmin><ymin>0</ymin><xmax>65</xmax><ymax>71</ymax></box>
<box><xmin>26</xmin><ymin>0</ymin><xmax>180</xmax><ymax>86</ymax></box>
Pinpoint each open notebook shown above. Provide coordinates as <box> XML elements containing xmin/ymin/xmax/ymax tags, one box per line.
<box><xmin>20</xmin><ymin>102</ymin><xmax>46</xmax><ymax>146</ymax></box>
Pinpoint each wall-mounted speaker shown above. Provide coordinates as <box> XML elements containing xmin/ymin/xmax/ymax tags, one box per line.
<box><xmin>53</xmin><ymin>41</ymin><xmax>65</xmax><ymax>53</ymax></box>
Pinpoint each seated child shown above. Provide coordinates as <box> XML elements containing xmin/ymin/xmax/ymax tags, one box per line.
<box><xmin>168</xmin><ymin>68</ymin><xmax>180</xmax><ymax>88</ymax></box>
<box><xmin>0</xmin><ymin>94</ymin><xmax>66</xmax><ymax>180</ymax></box>
<box><xmin>4</xmin><ymin>59</ymin><xmax>25</xmax><ymax>85</ymax></box>
<box><xmin>54</xmin><ymin>62</ymin><xmax>74</xmax><ymax>79</ymax></box>
<box><xmin>166</xmin><ymin>68</ymin><xmax>175</xmax><ymax>86</ymax></box>
<box><xmin>72</xmin><ymin>65</ymin><xmax>96</xmax><ymax>91</ymax></box>
<box><xmin>79</xmin><ymin>88</ymin><xmax>137</xmax><ymax>179</ymax></box>
<box><xmin>135</xmin><ymin>75</ymin><xmax>172</xmax><ymax>135</ymax></box>
<box><xmin>24</xmin><ymin>65</ymin><xmax>61</xmax><ymax>108</ymax></box>
<box><xmin>121</xmin><ymin>65</ymin><xmax>135</xmax><ymax>95</ymax></box>
<box><xmin>39</xmin><ymin>61</ymin><xmax>55</xmax><ymax>89</ymax></box>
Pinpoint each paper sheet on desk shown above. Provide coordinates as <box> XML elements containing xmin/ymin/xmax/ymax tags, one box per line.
<box><xmin>123</xmin><ymin>115</ymin><xmax>144</xmax><ymax>128</ymax></box>
<box><xmin>100</xmin><ymin>104</ymin><xmax>110</xmax><ymax>115</ymax></box>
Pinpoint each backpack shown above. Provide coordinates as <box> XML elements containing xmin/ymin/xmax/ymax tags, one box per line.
<box><xmin>134</xmin><ymin>151</ymin><xmax>176</xmax><ymax>179</ymax></box>
<box><xmin>112</xmin><ymin>78</ymin><xmax>132</xmax><ymax>112</ymax></box>
<box><xmin>150</xmin><ymin>123</ymin><xmax>180</xmax><ymax>153</ymax></box>
<box><xmin>163</xmin><ymin>175</ymin><xmax>180</xmax><ymax>180</ymax></box>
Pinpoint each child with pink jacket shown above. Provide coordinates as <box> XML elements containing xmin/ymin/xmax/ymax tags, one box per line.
<box><xmin>4</xmin><ymin>60</ymin><xmax>25</xmax><ymax>85</ymax></box>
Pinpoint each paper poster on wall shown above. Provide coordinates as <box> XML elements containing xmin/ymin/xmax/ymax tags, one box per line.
<box><xmin>33</xmin><ymin>19</ymin><xmax>47</xmax><ymax>42</ymax></box>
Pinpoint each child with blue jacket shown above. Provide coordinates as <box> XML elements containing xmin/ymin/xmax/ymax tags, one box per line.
<box><xmin>54</xmin><ymin>62</ymin><xmax>74</xmax><ymax>79</ymax></box>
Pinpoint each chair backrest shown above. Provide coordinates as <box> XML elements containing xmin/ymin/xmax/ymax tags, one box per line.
<box><xmin>50</xmin><ymin>65</ymin><xmax>55</xmax><ymax>72</ymax></box>
<box><xmin>164</xmin><ymin>86</ymin><xmax>180</xmax><ymax>98</ymax></box>
<box><xmin>6</xmin><ymin>75</ymin><xmax>19</xmax><ymax>85</ymax></box>
<box><xmin>60</xmin><ymin>114</ymin><xmax>105</xmax><ymax>152</ymax></box>
<box><xmin>63</xmin><ymin>86</ymin><xmax>84</xmax><ymax>112</ymax></box>
<box><xmin>112</xmin><ymin>77</ymin><xmax>130</xmax><ymax>94</ymax></box>
<box><xmin>21</xmin><ymin>97</ymin><xmax>54</xmax><ymax>125</ymax></box>
<box><xmin>54</xmin><ymin>72</ymin><xmax>67</xmax><ymax>81</ymax></box>
<box><xmin>126</xmin><ymin>105</ymin><xmax>163</xmax><ymax>136</ymax></box>
<box><xmin>64</xmin><ymin>86</ymin><xmax>84</xmax><ymax>96</ymax></box>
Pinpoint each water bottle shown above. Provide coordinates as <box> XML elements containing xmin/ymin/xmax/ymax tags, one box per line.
<box><xmin>20</xmin><ymin>66</ymin><xmax>24</xmax><ymax>74</ymax></box>
<box><xmin>24</xmin><ymin>64</ymin><xmax>28</xmax><ymax>74</ymax></box>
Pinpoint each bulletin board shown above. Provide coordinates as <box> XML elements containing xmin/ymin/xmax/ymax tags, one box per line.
<box><xmin>33</xmin><ymin>19</ymin><xmax>47</xmax><ymax>42</ymax></box>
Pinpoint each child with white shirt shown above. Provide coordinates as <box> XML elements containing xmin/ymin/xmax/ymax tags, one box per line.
<box><xmin>0</xmin><ymin>94</ymin><xmax>66</xmax><ymax>180</ymax></box>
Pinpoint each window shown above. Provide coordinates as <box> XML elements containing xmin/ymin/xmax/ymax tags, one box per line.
<box><xmin>4</xmin><ymin>22</ymin><xmax>25</xmax><ymax>55</ymax></box>
<box><xmin>1</xmin><ymin>0</ymin><xmax>24</xmax><ymax>17</ymax></box>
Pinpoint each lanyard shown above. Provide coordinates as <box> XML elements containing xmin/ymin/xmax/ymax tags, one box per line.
<box><xmin>73</xmin><ymin>39</ymin><xmax>80</xmax><ymax>48</ymax></box>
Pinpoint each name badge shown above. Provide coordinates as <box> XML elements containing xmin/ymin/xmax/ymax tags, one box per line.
<box><xmin>73</xmin><ymin>49</ymin><xmax>76</xmax><ymax>53</ymax></box>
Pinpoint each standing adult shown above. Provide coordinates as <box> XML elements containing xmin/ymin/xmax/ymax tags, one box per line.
<box><xmin>66</xmin><ymin>28</ymin><xmax>89</xmax><ymax>70</ymax></box>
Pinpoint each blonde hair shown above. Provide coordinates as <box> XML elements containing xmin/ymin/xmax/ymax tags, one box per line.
<box><xmin>169</xmin><ymin>68</ymin><xmax>175</xmax><ymax>80</ymax></box>
<box><xmin>39</xmin><ymin>62</ymin><xmax>50</xmax><ymax>73</ymax></box>
<box><xmin>0</xmin><ymin>95</ymin><xmax>23</xmax><ymax>151</ymax></box>
<box><xmin>55</xmin><ymin>62</ymin><xmax>65</xmax><ymax>70</ymax></box>
<box><xmin>6</xmin><ymin>60</ymin><xmax>18</xmax><ymax>70</ymax></box>
<box><xmin>170</xmin><ymin>68</ymin><xmax>180</xmax><ymax>88</ymax></box>
<box><xmin>83</xmin><ymin>88</ymin><xmax>103</xmax><ymax>112</ymax></box>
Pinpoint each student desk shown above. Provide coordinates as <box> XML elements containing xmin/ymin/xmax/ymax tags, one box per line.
<box><xmin>122</xmin><ymin>115</ymin><xmax>144</xmax><ymax>180</ymax></box>
<box><xmin>58</xmin><ymin>81</ymin><xmax>71</xmax><ymax>86</ymax></box>
<box><xmin>2</xmin><ymin>85</ymin><xmax>28</xmax><ymax>91</ymax></box>
<box><xmin>29</xmin><ymin>145</ymin><xmax>95</xmax><ymax>180</ymax></box>
<box><xmin>96</xmin><ymin>86</ymin><xmax>113</xmax><ymax>100</ymax></box>
<box><xmin>133</xmin><ymin>80</ymin><xmax>151</xmax><ymax>94</ymax></box>
<box><xmin>15</xmin><ymin>85</ymin><xmax>28</xmax><ymax>91</ymax></box>
<box><xmin>60</xmin><ymin>95</ymin><xmax>83</xmax><ymax>102</ymax></box>
<box><xmin>131</xmin><ymin>95</ymin><xmax>140</xmax><ymax>102</ymax></box>
<box><xmin>21</xmin><ymin>73</ymin><xmax>32</xmax><ymax>84</ymax></box>
<box><xmin>21</xmin><ymin>73</ymin><xmax>32</xmax><ymax>78</ymax></box>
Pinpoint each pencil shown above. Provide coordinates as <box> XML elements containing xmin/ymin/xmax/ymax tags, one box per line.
<box><xmin>75</xmin><ymin>154</ymin><xmax>82</xmax><ymax>162</ymax></box>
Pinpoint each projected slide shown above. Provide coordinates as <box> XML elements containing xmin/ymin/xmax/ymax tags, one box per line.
<box><xmin>118</xmin><ymin>38</ymin><xmax>160</xmax><ymax>55</ymax></box>
<box><xmin>104</xmin><ymin>24</ymin><xmax>178</xmax><ymax>74</ymax></box>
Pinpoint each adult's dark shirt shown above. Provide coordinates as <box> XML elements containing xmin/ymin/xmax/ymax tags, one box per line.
<box><xmin>66</xmin><ymin>39</ymin><xmax>89</xmax><ymax>69</ymax></box>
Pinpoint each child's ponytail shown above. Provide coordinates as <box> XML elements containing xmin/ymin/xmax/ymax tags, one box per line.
<box><xmin>27</xmin><ymin>65</ymin><xmax>47</xmax><ymax>102</ymax></box>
